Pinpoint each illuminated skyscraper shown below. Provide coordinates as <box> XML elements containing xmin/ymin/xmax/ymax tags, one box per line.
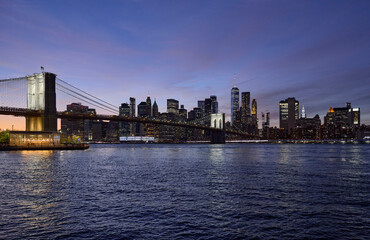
<box><xmin>231</xmin><ymin>85</ymin><xmax>239</xmax><ymax>125</ymax></box>
<box><xmin>241</xmin><ymin>92</ymin><xmax>250</xmax><ymax>121</ymax></box>
<box><xmin>301</xmin><ymin>105</ymin><xmax>306</xmax><ymax>118</ymax></box>
<box><xmin>167</xmin><ymin>99</ymin><xmax>179</xmax><ymax>114</ymax></box>
<box><xmin>279</xmin><ymin>97</ymin><xmax>299</xmax><ymax>131</ymax></box>
<box><xmin>251</xmin><ymin>99</ymin><xmax>258</xmax><ymax>131</ymax></box>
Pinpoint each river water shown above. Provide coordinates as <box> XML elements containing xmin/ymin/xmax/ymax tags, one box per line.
<box><xmin>0</xmin><ymin>144</ymin><xmax>369</xmax><ymax>239</ymax></box>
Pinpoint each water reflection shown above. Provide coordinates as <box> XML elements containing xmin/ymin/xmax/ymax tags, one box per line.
<box><xmin>14</xmin><ymin>150</ymin><xmax>67</xmax><ymax>237</ymax></box>
<box><xmin>1</xmin><ymin>144</ymin><xmax>369</xmax><ymax>239</ymax></box>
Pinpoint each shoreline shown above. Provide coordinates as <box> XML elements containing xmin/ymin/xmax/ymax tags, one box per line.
<box><xmin>0</xmin><ymin>144</ymin><xmax>89</xmax><ymax>151</ymax></box>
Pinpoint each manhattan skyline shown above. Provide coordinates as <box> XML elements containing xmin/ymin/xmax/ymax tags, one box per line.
<box><xmin>1</xmin><ymin>0</ymin><xmax>370</xmax><ymax>129</ymax></box>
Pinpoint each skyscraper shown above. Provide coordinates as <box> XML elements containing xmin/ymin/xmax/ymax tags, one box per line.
<box><xmin>210</xmin><ymin>95</ymin><xmax>218</xmax><ymax>114</ymax></box>
<box><xmin>152</xmin><ymin>100</ymin><xmax>159</xmax><ymax>117</ymax></box>
<box><xmin>241</xmin><ymin>92</ymin><xmax>250</xmax><ymax>122</ymax></box>
<box><xmin>138</xmin><ymin>102</ymin><xmax>148</xmax><ymax>117</ymax></box>
<box><xmin>231</xmin><ymin>85</ymin><xmax>239</xmax><ymax>125</ymax></box>
<box><xmin>204</xmin><ymin>98</ymin><xmax>212</xmax><ymax>115</ymax></box>
<box><xmin>119</xmin><ymin>103</ymin><xmax>130</xmax><ymax>136</ymax></box>
<box><xmin>301</xmin><ymin>105</ymin><xmax>306</xmax><ymax>118</ymax></box>
<box><xmin>129</xmin><ymin>97</ymin><xmax>136</xmax><ymax>136</ymax></box>
<box><xmin>167</xmin><ymin>99</ymin><xmax>179</xmax><ymax>114</ymax></box>
<box><xmin>179</xmin><ymin>105</ymin><xmax>187</xmax><ymax>119</ymax></box>
<box><xmin>130</xmin><ymin>97</ymin><xmax>136</xmax><ymax>117</ymax></box>
<box><xmin>266</xmin><ymin>112</ymin><xmax>270</xmax><ymax>128</ymax></box>
<box><xmin>251</xmin><ymin>99</ymin><xmax>258</xmax><ymax>131</ymax></box>
<box><xmin>146</xmin><ymin>96</ymin><xmax>152</xmax><ymax>117</ymax></box>
<box><xmin>279</xmin><ymin>97</ymin><xmax>299</xmax><ymax>131</ymax></box>
<box><xmin>197</xmin><ymin>100</ymin><xmax>205</xmax><ymax>112</ymax></box>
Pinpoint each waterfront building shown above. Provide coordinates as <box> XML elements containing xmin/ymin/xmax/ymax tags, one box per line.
<box><xmin>106</xmin><ymin>121</ymin><xmax>119</xmax><ymax>141</ymax></box>
<box><xmin>119</xmin><ymin>103</ymin><xmax>130</xmax><ymax>137</ymax></box>
<box><xmin>231</xmin><ymin>85</ymin><xmax>239</xmax><ymax>125</ymax></box>
<box><xmin>323</xmin><ymin>103</ymin><xmax>361</xmax><ymax>139</ymax></box>
<box><xmin>9</xmin><ymin>131</ymin><xmax>60</xmax><ymax>147</ymax></box>
<box><xmin>294</xmin><ymin>114</ymin><xmax>321</xmax><ymax>139</ymax></box>
<box><xmin>167</xmin><ymin>99</ymin><xmax>179</xmax><ymax>114</ymax></box>
<box><xmin>279</xmin><ymin>97</ymin><xmax>299</xmax><ymax>131</ymax></box>
<box><xmin>61</xmin><ymin>103</ymin><xmax>95</xmax><ymax>141</ymax></box>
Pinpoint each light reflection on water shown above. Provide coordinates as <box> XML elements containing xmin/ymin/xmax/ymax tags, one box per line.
<box><xmin>0</xmin><ymin>144</ymin><xmax>369</xmax><ymax>239</ymax></box>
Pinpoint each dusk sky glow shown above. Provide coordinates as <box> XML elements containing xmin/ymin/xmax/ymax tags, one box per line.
<box><xmin>1</xmin><ymin>0</ymin><xmax>370</xmax><ymax>130</ymax></box>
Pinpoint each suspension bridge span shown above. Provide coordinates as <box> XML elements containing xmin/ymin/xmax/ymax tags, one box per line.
<box><xmin>0</xmin><ymin>72</ymin><xmax>259</xmax><ymax>143</ymax></box>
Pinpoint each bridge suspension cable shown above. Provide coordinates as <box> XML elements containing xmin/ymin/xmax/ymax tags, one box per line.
<box><xmin>56</xmin><ymin>83</ymin><xmax>118</xmax><ymax>113</ymax></box>
<box><xmin>0</xmin><ymin>76</ymin><xmax>28</xmax><ymax>83</ymax></box>
<box><xmin>57</xmin><ymin>78</ymin><xmax>117</xmax><ymax>109</ymax></box>
<box><xmin>56</xmin><ymin>87</ymin><xmax>118</xmax><ymax>114</ymax></box>
<box><xmin>56</xmin><ymin>77</ymin><xmax>119</xmax><ymax>114</ymax></box>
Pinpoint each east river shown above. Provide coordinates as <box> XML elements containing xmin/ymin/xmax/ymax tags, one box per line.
<box><xmin>0</xmin><ymin>144</ymin><xmax>369</xmax><ymax>239</ymax></box>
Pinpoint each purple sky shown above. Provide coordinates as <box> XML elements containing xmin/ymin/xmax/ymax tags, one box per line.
<box><xmin>1</xmin><ymin>0</ymin><xmax>370</xmax><ymax>129</ymax></box>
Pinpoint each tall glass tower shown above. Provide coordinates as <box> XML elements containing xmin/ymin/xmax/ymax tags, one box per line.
<box><xmin>231</xmin><ymin>85</ymin><xmax>239</xmax><ymax>125</ymax></box>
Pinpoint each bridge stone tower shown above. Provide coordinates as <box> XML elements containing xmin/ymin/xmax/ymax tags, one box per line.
<box><xmin>26</xmin><ymin>72</ymin><xmax>57</xmax><ymax>132</ymax></box>
<box><xmin>210</xmin><ymin>113</ymin><xmax>225</xmax><ymax>144</ymax></box>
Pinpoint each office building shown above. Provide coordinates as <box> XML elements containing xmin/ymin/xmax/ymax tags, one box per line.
<box><xmin>119</xmin><ymin>103</ymin><xmax>130</xmax><ymax>136</ymax></box>
<box><xmin>198</xmin><ymin>101</ymin><xmax>205</xmax><ymax>112</ymax></box>
<box><xmin>179</xmin><ymin>105</ymin><xmax>187</xmax><ymax>120</ymax></box>
<box><xmin>231</xmin><ymin>85</ymin><xmax>239</xmax><ymax>125</ymax></box>
<box><xmin>61</xmin><ymin>103</ymin><xmax>95</xmax><ymax>140</ymax></box>
<box><xmin>138</xmin><ymin>102</ymin><xmax>148</xmax><ymax>117</ymax></box>
<box><xmin>130</xmin><ymin>97</ymin><xmax>136</xmax><ymax>135</ymax></box>
<box><xmin>251</xmin><ymin>99</ymin><xmax>258</xmax><ymax>133</ymax></box>
<box><xmin>152</xmin><ymin>100</ymin><xmax>159</xmax><ymax>117</ymax></box>
<box><xmin>146</xmin><ymin>96</ymin><xmax>152</xmax><ymax>117</ymax></box>
<box><xmin>241</xmin><ymin>92</ymin><xmax>251</xmax><ymax>122</ymax></box>
<box><xmin>210</xmin><ymin>95</ymin><xmax>218</xmax><ymax>114</ymax></box>
<box><xmin>204</xmin><ymin>98</ymin><xmax>212</xmax><ymax>115</ymax></box>
<box><xmin>279</xmin><ymin>97</ymin><xmax>299</xmax><ymax>131</ymax></box>
<box><xmin>167</xmin><ymin>99</ymin><xmax>179</xmax><ymax>114</ymax></box>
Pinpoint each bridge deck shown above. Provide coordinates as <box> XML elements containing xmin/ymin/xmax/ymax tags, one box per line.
<box><xmin>0</xmin><ymin>107</ymin><xmax>259</xmax><ymax>138</ymax></box>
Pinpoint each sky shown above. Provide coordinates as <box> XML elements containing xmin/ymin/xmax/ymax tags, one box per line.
<box><xmin>1</xmin><ymin>0</ymin><xmax>370</xmax><ymax>130</ymax></box>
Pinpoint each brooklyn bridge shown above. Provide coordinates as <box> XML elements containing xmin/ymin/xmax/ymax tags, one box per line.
<box><xmin>0</xmin><ymin>71</ymin><xmax>259</xmax><ymax>144</ymax></box>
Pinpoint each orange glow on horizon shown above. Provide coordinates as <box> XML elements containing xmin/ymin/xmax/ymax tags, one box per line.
<box><xmin>0</xmin><ymin>116</ymin><xmax>61</xmax><ymax>131</ymax></box>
